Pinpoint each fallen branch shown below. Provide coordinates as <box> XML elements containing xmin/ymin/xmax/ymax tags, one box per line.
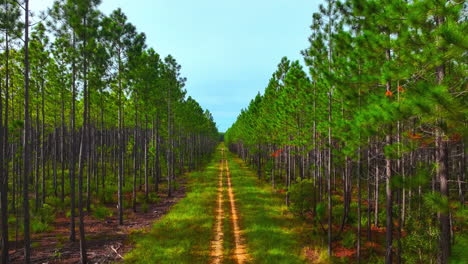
<box><xmin>111</xmin><ymin>245</ymin><xmax>124</xmax><ymax>259</ymax></box>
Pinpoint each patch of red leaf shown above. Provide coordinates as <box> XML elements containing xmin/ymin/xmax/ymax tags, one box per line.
<box><xmin>364</xmin><ymin>241</ymin><xmax>381</xmax><ymax>249</ymax></box>
<box><xmin>371</xmin><ymin>225</ymin><xmax>386</xmax><ymax>233</ymax></box>
<box><xmin>303</xmin><ymin>247</ymin><xmax>319</xmax><ymax>262</ymax></box>
<box><xmin>407</xmin><ymin>132</ymin><xmax>422</xmax><ymax>140</ymax></box>
<box><xmin>276</xmin><ymin>189</ymin><xmax>287</xmax><ymax>194</ymax></box>
<box><xmin>451</xmin><ymin>133</ymin><xmax>462</xmax><ymax>142</ymax></box>
<box><xmin>334</xmin><ymin>246</ymin><xmax>356</xmax><ymax>258</ymax></box>
<box><xmin>271</xmin><ymin>149</ymin><xmax>284</xmax><ymax>157</ymax></box>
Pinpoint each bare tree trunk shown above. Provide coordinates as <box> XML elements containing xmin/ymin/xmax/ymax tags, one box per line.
<box><xmin>117</xmin><ymin>51</ymin><xmax>124</xmax><ymax>225</ymax></box>
<box><xmin>35</xmin><ymin>103</ymin><xmax>40</xmax><ymax>211</ymax></box>
<box><xmin>22</xmin><ymin>1</ymin><xmax>31</xmax><ymax>261</ymax></box>
<box><xmin>41</xmin><ymin>78</ymin><xmax>46</xmax><ymax>206</ymax></box>
<box><xmin>327</xmin><ymin>83</ymin><xmax>333</xmax><ymax>257</ymax></box>
<box><xmin>436</xmin><ymin>36</ymin><xmax>450</xmax><ymax>263</ymax></box>
<box><xmin>76</xmin><ymin>23</ymin><xmax>90</xmax><ymax>262</ymax></box>
<box><xmin>69</xmin><ymin>33</ymin><xmax>77</xmax><ymax>242</ymax></box>
<box><xmin>385</xmin><ymin>131</ymin><xmax>393</xmax><ymax>264</ymax></box>
<box><xmin>0</xmin><ymin>43</ymin><xmax>7</xmax><ymax>264</ymax></box>
<box><xmin>0</xmin><ymin>27</ymin><xmax>10</xmax><ymax>264</ymax></box>
<box><xmin>61</xmin><ymin>84</ymin><xmax>65</xmax><ymax>203</ymax></box>
<box><xmin>374</xmin><ymin>145</ymin><xmax>379</xmax><ymax>228</ymax></box>
<box><xmin>144</xmin><ymin>115</ymin><xmax>149</xmax><ymax>199</ymax></box>
<box><xmin>167</xmin><ymin>88</ymin><xmax>172</xmax><ymax>197</ymax></box>
<box><xmin>357</xmin><ymin>147</ymin><xmax>361</xmax><ymax>262</ymax></box>
<box><xmin>367</xmin><ymin>141</ymin><xmax>371</xmax><ymax>241</ymax></box>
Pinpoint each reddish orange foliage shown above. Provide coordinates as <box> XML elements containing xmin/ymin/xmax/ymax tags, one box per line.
<box><xmin>371</xmin><ymin>225</ymin><xmax>386</xmax><ymax>233</ymax></box>
<box><xmin>451</xmin><ymin>133</ymin><xmax>462</xmax><ymax>142</ymax></box>
<box><xmin>420</xmin><ymin>138</ymin><xmax>435</xmax><ymax>148</ymax></box>
<box><xmin>271</xmin><ymin>149</ymin><xmax>283</xmax><ymax>157</ymax></box>
<box><xmin>407</xmin><ymin>132</ymin><xmax>422</xmax><ymax>140</ymax></box>
<box><xmin>334</xmin><ymin>247</ymin><xmax>356</xmax><ymax>258</ymax></box>
<box><xmin>397</xmin><ymin>85</ymin><xmax>405</xmax><ymax>92</ymax></box>
<box><xmin>364</xmin><ymin>241</ymin><xmax>381</xmax><ymax>249</ymax></box>
<box><xmin>385</xmin><ymin>90</ymin><xmax>393</xmax><ymax>97</ymax></box>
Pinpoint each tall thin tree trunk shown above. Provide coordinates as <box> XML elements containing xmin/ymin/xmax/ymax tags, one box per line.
<box><xmin>60</xmin><ymin>83</ymin><xmax>65</xmax><ymax>203</ymax></box>
<box><xmin>77</xmin><ymin>21</ymin><xmax>90</xmax><ymax>263</ymax></box>
<box><xmin>144</xmin><ymin>115</ymin><xmax>148</xmax><ymax>199</ymax></box>
<box><xmin>436</xmin><ymin>20</ymin><xmax>450</xmax><ymax>261</ymax></box>
<box><xmin>0</xmin><ymin>50</ymin><xmax>6</xmax><ymax>264</ymax></box>
<box><xmin>133</xmin><ymin>104</ymin><xmax>138</xmax><ymax>212</ymax></box>
<box><xmin>69</xmin><ymin>32</ymin><xmax>77</xmax><ymax>242</ymax></box>
<box><xmin>1</xmin><ymin>26</ymin><xmax>10</xmax><ymax>264</ymax></box>
<box><xmin>357</xmin><ymin>147</ymin><xmax>362</xmax><ymax>262</ymax></box>
<box><xmin>167</xmin><ymin>87</ymin><xmax>172</xmax><ymax>197</ymax></box>
<box><xmin>41</xmin><ymin>78</ymin><xmax>46</xmax><ymax>205</ymax></box>
<box><xmin>118</xmin><ymin>51</ymin><xmax>124</xmax><ymax>225</ymax></box>
<box><xmin>22</xmin><ymin>1</ymin><xmax>31</xmax><ymax>261</ymax></box>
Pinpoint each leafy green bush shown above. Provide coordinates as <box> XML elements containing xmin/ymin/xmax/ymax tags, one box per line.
<box><xmin>342</xmin><ymin>231</ymin><xmax>356</xmax><ymax>249</ymax></box>
<box><xmin>450</xmin><ymin>234</ymin><xmax>468</xmax><ymax>264</ymax></box>
<box><xmin>141</xmin><ymin>202</ymin><xmax>149</xmax><ymax>213</ymax></box>
<box><xmin>46</xmin><ymin>196</ymin><xmax>66</xmax><ymax>211</ymax></box>
<box><xmin>148</xmin><ymin>192</ymin><xmax>160</xmax><ymax>203</ymax></box>
<box><xmin>37</xmin><ymin>204</ymin><xmax>55</xmax><ymax>224</ymax></box>
<box><xmin>360</xmin><ymin>214</ymin><xmax>368</xmax><ymax>228</ymax></box>
<box><xmin>332</xmin><ymin>194</ymin><xmax>341</xmax><ymax>204</ymax></box>
<box><xmin>123</xmin><ymin>199</ymin><xmax>131</xmax><ymax>209</ymax></box>
<box><xmin>65</xmin><ymin>209</ymin><xmax>77</xmax><ymax>218</ymax></box>
<box><xmin>102</xmin><ymin>186</ymin><xmax>115</xmax><ymax>204</ymax></box>
<box><xmin>315</xmin><ymin>202</ymin><xmax>326</xmax><ymax>221</ymax></box>
<box><xmin>136</xmin><ymin>192</ymin><xmax>146</xmax><ymax>204</ymax></box>
<box><xmin>288</xmin><ymin>178</ymin><xmax>314</xmax><ymax>217</ymax></box>
<box><xmin>401</xmin><ymin>215</ymin><xmax>439</xmax><ymax>263</ymax></box>
<box><xmin>123</xmin><ymin>182</ymin><xmax>133</xmax><ymax>194</ymax></box>
<box><xmin>333</xmin><ymin>204</ymin><xmax>345</xmax><ymax>222</ymax></box>
<box><xmin>31</xmin><ymin>220</ymin><xmax>51</xmax><ymax>233</ymax></box>
<box><xmin>423</xmin><ymin>192</ymin><xmax>449</xmax><ymax>214</ymax></box>
<box><xmin>93</xmin><ymin>205</ymin><xmax>113</xmax><ymax>220</ymax></box>
<box><xmin>31</xmin><ymin>204</ymin><xmax>55</xmax><ymax>234</ymax></box>
<box><xmin>31</xmin><ymin>241</ymin><xmax>41</xmax><ymax>248</ymax></box>
<box><xmin>8</xmin><ymin>216</ymin><xmax>16</xmax><ymax>225</ymax></box>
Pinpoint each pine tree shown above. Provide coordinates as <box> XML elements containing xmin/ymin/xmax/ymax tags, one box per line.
<box><xmin>0</xmin><ymin>1</ymin><xmax>22</xmax><ymax>261</ymax></box>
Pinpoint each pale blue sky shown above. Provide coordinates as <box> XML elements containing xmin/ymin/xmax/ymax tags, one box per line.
<box><xmin>32</xmin><ymin>0</ymin><xmax>320</xmax><ymax>132</ymax></box>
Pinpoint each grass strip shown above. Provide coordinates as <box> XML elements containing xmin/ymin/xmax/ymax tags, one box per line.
<box><xmin>227</xmin><ymin>152</ymin><xmax>306</xmax><ymax>264</ymax></box>
<box><xmin>124</xmin><ymin>150</ymin><xmax>220</xmax><ymax>263</ymax></box>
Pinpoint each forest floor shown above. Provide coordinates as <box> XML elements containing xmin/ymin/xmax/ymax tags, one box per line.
<box><xmin>9</xmin><ymin>181</ymin><xmax>187</xmax><ymax>263</ymax></box>
<box><xmin>124</xmin><ymin>145</ymin><xmax>307</xmax><ymax>264</ymax></box>
<box><xmin>11</xmin><ymin>145</ymin><xmax>380</xmax><ymax>263</ymax></box>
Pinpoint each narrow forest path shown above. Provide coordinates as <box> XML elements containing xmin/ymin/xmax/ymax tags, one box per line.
<box><xmin>124</xmin><ymin>145</ymin><xmax>306</xmax><ymax>264</ymax></box>
<box><xmin>210</xmin><ymin>149</ymin><xmax>251</xmax><ymax>264</ymax></box>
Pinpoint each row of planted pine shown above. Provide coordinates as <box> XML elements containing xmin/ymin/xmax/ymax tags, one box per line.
<box><xmin>225</xmin><ymin>0</ymin><xmax>466</xmax><ymax>263</ymax></box>
<box><xmin>0</xmin><ymin>0</ymin><xmax>218</xmax><ymax>263</ymax></box>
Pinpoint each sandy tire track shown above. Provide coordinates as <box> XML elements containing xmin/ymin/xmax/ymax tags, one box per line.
<box><xmin>210</xmin><ymin>152</ymin><xmax>225</xmax><ymax>264</ymax></box>
<box><xmin>225</xmin><ymin>158</ymin><xmax>250</xmax><ymax>264</ymax></box>
<box><xmin>210</xmin><ymin>148</ymin><xmax>250</xmax><ymax>264</ymax></box>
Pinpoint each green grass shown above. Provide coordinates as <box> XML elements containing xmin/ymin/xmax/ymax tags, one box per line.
<box><xmin>227</xmin><ymin>152</ymin><xmax>306</xmax><ymax>264</ymax></box>
<box><xmin>123</xmin><ymin>150</ymin><xmax>220</xmax><ymax>263</ymax></box>
<box><xmin>123</xmin><ymin>145</ymin><xmax>307</xmax><ymax>263</ymax></box>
